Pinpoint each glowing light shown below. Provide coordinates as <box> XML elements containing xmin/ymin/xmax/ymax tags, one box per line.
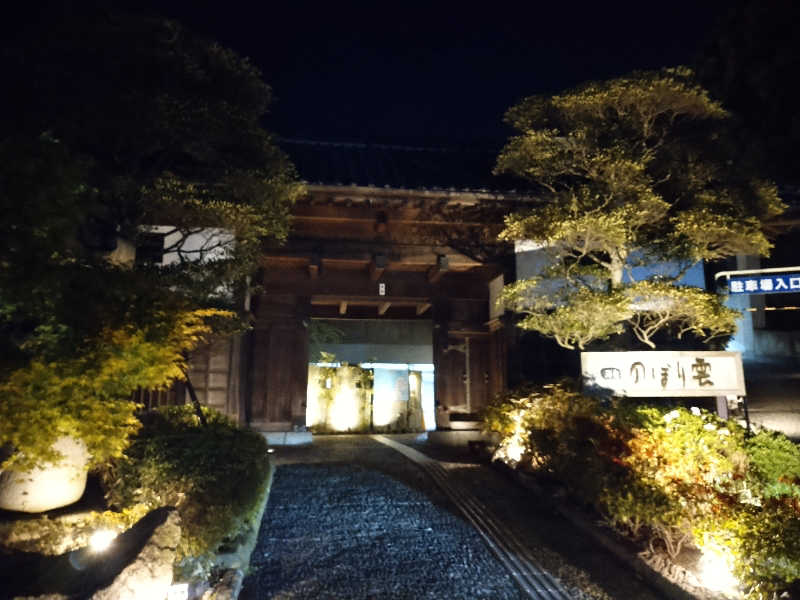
<box><xmin>697</xmin><ymin>541</ymin><xmax>739</xmax><ymax>596</ymax></box>
<box><xmin>305</xmin><ymin>372</ymin><xmax>323</xmax><ymax>428</ymax></box>
<box><xmin>420</xmin><ymin>371</ymin><xmax>436</xmax><ymax>431</ymax></box>
<box><xmin>167</xmin><ymin>583</ymin><xmax>189</xmax><ymax>600</ymax></box>
<box><xmin>330</xmin><ymin>386</ymin><xmax>360</xmax><ymax>431</ymax></box>
<box><xmin>372</xmin><ymin>368</ymin><xmax>407</xmax><ymax>427</ymax></box>
<box><xmin>89</xmin><ymin>529</ymin><xmax>117</xmax><ymax>553</ymax></box>
<box><xmin>495</xmin><ymin>411</ymin><xmax>527</xmax><ymax>464</ymax></box>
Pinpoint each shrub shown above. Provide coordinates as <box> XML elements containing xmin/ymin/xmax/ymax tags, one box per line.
<box><xmin>484</xmin><ymin>383</ymin><xmax>800</xmax><ymax>598</ymax></box>
<box><xmin>745</xmin><ymin>429</ymin><xmax>800</xmax><ymax>501</ymax></box>
<box><xmin>100</xmin><ymin>405</ymin><xmax>271</xmax><ymax>578</ymax></box>
<box><xmin>0</xmin><ymin>309</ymin><xmax>232</xmax><ymax>472</ymax></box>
<box><xmin>609</xmin><ymin>406</ymin><xmax>749</xmax><ymax>560</ymax></box>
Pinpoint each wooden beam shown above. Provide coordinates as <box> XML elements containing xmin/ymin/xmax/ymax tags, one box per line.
<box><xmin>339</xmin><ymin>301</ymin><xmax>347</xmax><ymax>315</ymax></box>
<box><xmin>427</xmin><ymin>255</ymin><xmax>449</xmax><ymax>283</ymax></box>
<box><xmin>260</xmin><ymin>240</ymin><xmax>483</xmax><ymax>267</ymax></box>
<box><xmin>260</xmin><ymin>271</ymin><xmax>490</xmax><ymax>302</ymax></box>
<box><xmin>416</xmin><ymin>302</ymin><xmax>431</xmax><ymax>316</ymax></box>
<box><xmin>312</xmin><ymin>294</ymin><xmax>429</xmax><ymax>306</ymax></box>
<box><xmin>369</xmin><ymin>254</ymin><xmax>387</xmax><ymax>281</ymax></box>
<box><xmin>378</xmin><ymin>301</ymin><xmax>391</xmax><ymax>315</ymax></box>
<box><xmin>307</xmin><ymin>253</ymin><xmax>321</xmax><ymax>279</ymax></box>
<box><xmin>486</xmin><ymin>318</ymin><xmax>504</xmax><ymax>332</ymax></box>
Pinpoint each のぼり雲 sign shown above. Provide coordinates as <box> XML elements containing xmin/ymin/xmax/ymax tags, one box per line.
<box><xmin>581</xmin><ymin>351</ymin><xmax>746</xmax><ymax>397</ymax></box>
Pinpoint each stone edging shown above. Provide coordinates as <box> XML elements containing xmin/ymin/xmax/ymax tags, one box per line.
<box><xmin>203</xmin><ymin>457</ymin><xmax>275</xmax><ymax>600</ymax></box>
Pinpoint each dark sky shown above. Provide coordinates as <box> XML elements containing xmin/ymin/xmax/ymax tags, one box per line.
<box><xmin>11</xmin><ymin>1</ymin><xmax>730</xmax><ymax>146</ymax></box>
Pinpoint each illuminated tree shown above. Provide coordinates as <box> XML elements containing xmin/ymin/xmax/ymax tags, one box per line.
<box><xmin>0</xmin><ymin>12</ymin><xmax>302</xmax><ymax>469</ymax></box>
<box><xmin>496</xmin><ymin>68</ymin><xmax>783</xmax><ymax>349</ymax></box>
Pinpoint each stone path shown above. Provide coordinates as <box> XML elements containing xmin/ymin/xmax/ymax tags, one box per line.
<box><xmin>241</xmin><ymin>462</ymin><xmax>525</xmax><ymax>599</ymax></box>
<box><xmin>240</xmin><ymin>435</ymin><xmax>663</xmax><ymax>600</ymax></box>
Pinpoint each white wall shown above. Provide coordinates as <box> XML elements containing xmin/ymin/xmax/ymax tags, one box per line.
<box><xmin>141</xmin><ymin>225</ymin><xmax>234</xmax><ymax>265</ymax></box>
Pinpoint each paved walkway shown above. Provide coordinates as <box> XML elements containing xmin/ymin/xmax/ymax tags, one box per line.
<box><xmin>240</xmin><ymin>435</ymin><xmax>662</xmax><ymax>600</ymax></box>
<box><xmin>743</xmin><ymin>357</ymin><xmax>800</xmax><ymax>439</ymax></box>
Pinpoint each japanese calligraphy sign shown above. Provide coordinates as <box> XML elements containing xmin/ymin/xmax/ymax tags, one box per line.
<box><xmin>728</xmin><ymin>273</ymin><xmax>800</xmax><ymax>295</ymax></box>
<box><xmin>581</xmin><ymin>351</ymin><xmax>746</xmax><ymax>397</ymax></box>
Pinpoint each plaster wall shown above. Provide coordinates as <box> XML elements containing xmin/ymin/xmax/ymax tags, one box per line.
<box><xmin>312</xmin><ymin>319</ymin><xmax>433</xmax><ymax>364</ymax></box>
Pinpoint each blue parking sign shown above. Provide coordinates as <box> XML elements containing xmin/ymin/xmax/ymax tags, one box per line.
<box><xmin>729</xmin><ymin>273</ymin><xmax>800</xmax><ymax>295</ymax></box>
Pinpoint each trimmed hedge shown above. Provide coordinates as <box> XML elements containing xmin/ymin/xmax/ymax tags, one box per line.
<box><xmin>100</xmin><ymin>405</ymin><xmax>271</xmax><ymax>579</ymax></box>
<box><xmin>484</xmin><ymin>380</ymin><xmax>800</xmax><ymax>599</ymax></box>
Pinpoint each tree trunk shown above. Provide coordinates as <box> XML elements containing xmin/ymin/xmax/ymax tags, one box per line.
<box><xmin>610</xmin><ymin>252</ymin><xmax>626</xmax><ymax>288</ymax></box>
<box><xmin>184</xmin><ymin>374</ymin><xmax>208</xmax><ymax>426</ymax></box>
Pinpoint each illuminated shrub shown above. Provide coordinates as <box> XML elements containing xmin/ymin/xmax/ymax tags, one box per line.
<box><xmin>0</xmin><ymin>309</ymin><xmax>232</xmax><ymax>472</ymax></box>
<box><xmin>484</xmin><ymin>383</ymin><xmax>800</xmax><ymax>598</ymax></box>
<box><xmin>101</xmin><ymin>405</ymin><xmax>271</xmax><ymax>578</ymax></box>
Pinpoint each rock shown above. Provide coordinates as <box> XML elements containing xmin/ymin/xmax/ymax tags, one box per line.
<box><xmin>91</xmin><ymin>509</ymin><xmax>181</xmax><ymax>600</ymax></box>
<box><xmin>0</xmin><ymin>436</ymin><xmax>89</xmax><ymax>513</ymax></box>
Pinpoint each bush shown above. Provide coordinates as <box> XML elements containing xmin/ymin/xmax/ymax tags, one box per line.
<box><xmin>100</xmin><ymin>405</ymin><xmax>271</xmax><ymax>578</ymax></box>
<box><xmin>0</xmin><ymin>309</ymin><xmax>233</xmax><ymax>472</ymax></box>
<box><xmin>484</xmin><ymin>382</ymin><xmax>800</xmax><ymax>598</ymax></box>
<box><xmin>745</xmin><ymin>429</ymin><xmax>800</xmax><ymax>501</ymax></box>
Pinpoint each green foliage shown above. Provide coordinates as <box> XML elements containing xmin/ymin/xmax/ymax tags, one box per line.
<box><xmin>101</xmin><ymin>405</ymin><xmax>271</xmax><ymax>575</ymax></box>
<box><xmin>308</xmin><ymin>321</ymin><xmax>345</xmax><ymax>362</ymax></box>
<box><xmin>733</xmin><ymin>504</ymin><xmax>800</xmax><ymax>596</ymax></box>
<box><xmin>745</xmin><ymin>430</ymin><xmax>800</xmax><ymax>500</ymax></box>
<box><xmin>0</xmin><ymin>12</ymin><xmax>300</xmax><ymax>473</ymax></box>
<box><xmin>485</xmin><ymin>385</ymin><xmax>800</xmax><ymax>597</ymax></box>
<box><xmin>0</xmin><ymin>309</ymin><xmax>232</xmax><ymax>471</ymax></box>
<box><xmin>496</xmin><ymin>67</ymin><xmax>784</xmax><ymax>349</ymax></box>
<box><xmin>502</xmin><ymin>282</ymin><xmax>632</xmax><ymax>350</ymax></box>
<box><xmin>625</xmin><ymin>281</ymin><xmax>740</xmax><ymax>348</ymax></box>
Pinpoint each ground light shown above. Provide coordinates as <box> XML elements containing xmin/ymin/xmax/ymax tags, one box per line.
<box><xmin>167</xmin><ymin>583</ymin><xmax>189</xmax><ymax>600</ymax></box>
<box><xmin>69</xmin><ymin>528</ymin><xmax>118</xmax><ymax>570</ymax></box>
<box><xmin>494</xmin><ymin>410</ymin><xmax>527</xmax><ymax>464</ymax></box>
<box><xmin>88</xmin><ymin>529</ymin><xmax>117</xmax><ymax>553</ymax></box>
<box><xmin>696</xmin><ymin>538</ymin><xmax>740</xmax><ymax>596</ymax></box>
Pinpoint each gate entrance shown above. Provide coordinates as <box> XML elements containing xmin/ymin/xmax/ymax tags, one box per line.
<box><xmin>244</xmin><ymin>142</ymin><xmax>520</xmax><ymax>434</ymax></box>
<box><xmin>306</xmin><ymin>319</ymin><xmax>435</xmax><ymax>432</ymax></box>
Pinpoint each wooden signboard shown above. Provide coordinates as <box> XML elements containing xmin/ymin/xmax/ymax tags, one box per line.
<box><xmin>581</xmin><ymin>351</ymin><xmax>746</xmax><ymax>398</ymax></box>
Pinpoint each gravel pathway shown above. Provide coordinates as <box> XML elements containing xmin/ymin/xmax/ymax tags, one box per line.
<box><xmin>240</xmin><ymin>462</ymin><xmax>525</xmax><ymax>599</ymax></box>
<box><xmin>240</xmin><ymin>435</ymin><xmax>663</xmax><ymax>600</ymax></box>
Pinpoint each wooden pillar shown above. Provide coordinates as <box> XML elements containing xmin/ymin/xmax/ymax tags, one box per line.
<box><xmin>487</xmin><ymin>320</ymin><xmax>508</xmax><ymax>400</ymax></box>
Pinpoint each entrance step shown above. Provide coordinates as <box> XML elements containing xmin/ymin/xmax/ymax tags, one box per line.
<box><xmin>427</xmin><ymin>429</ymin><xmax>495</xmax><ymax>447</ymax></box>
<box><xmin>260</xmin><ymin>431</ymin><xmax>313</xmax><ymax>446</ymax></box>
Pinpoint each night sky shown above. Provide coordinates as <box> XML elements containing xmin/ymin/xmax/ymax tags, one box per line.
<box><xmin>162</xmin><ymin>1</ymin><xmax>726</xmax><ymax>146</ymax></box>
<box><xmin>10</xmin><ymin>1</ymin><xmax>729</xmax><ymax>147</ymax></box>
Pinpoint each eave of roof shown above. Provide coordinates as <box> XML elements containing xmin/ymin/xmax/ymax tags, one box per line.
<box><xmin>278</xmin><ymin>138</ymin><xmax>535</xmax><ymax>195</ymax></box>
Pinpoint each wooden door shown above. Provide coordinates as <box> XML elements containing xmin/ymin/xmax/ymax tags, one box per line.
<box><xmin>250</xmin><ymin>321</ymin><xmax>309</xmax><ymax>430</ymax></box>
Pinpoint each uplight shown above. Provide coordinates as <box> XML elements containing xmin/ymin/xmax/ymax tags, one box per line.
<box><xmin>88</xmin><ymin>529</ymin><xmax>117</xmax><ymax>553</ymax></box>
<box><xmin>697</xmin><ymin>545</ymin><xmax>739</xmax><ymax>596</ymax></box>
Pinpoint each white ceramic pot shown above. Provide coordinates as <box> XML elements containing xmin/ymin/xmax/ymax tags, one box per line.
<box><xmin>0</xmin><ymin>436</ymin><xmax>90</xmax><ymax>512</ymax></box>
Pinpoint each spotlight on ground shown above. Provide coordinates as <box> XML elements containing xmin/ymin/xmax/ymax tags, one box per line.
<box><xmin>88</xmin><ymin>529</ymin><xmax>117</xmax><ymax>553</ymax></box>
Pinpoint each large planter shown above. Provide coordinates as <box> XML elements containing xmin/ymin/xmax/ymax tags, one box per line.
<box><xmin>0</xmin><ymin>436</ymin><xmax>90</xmax><ymax>512</ymax></box>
